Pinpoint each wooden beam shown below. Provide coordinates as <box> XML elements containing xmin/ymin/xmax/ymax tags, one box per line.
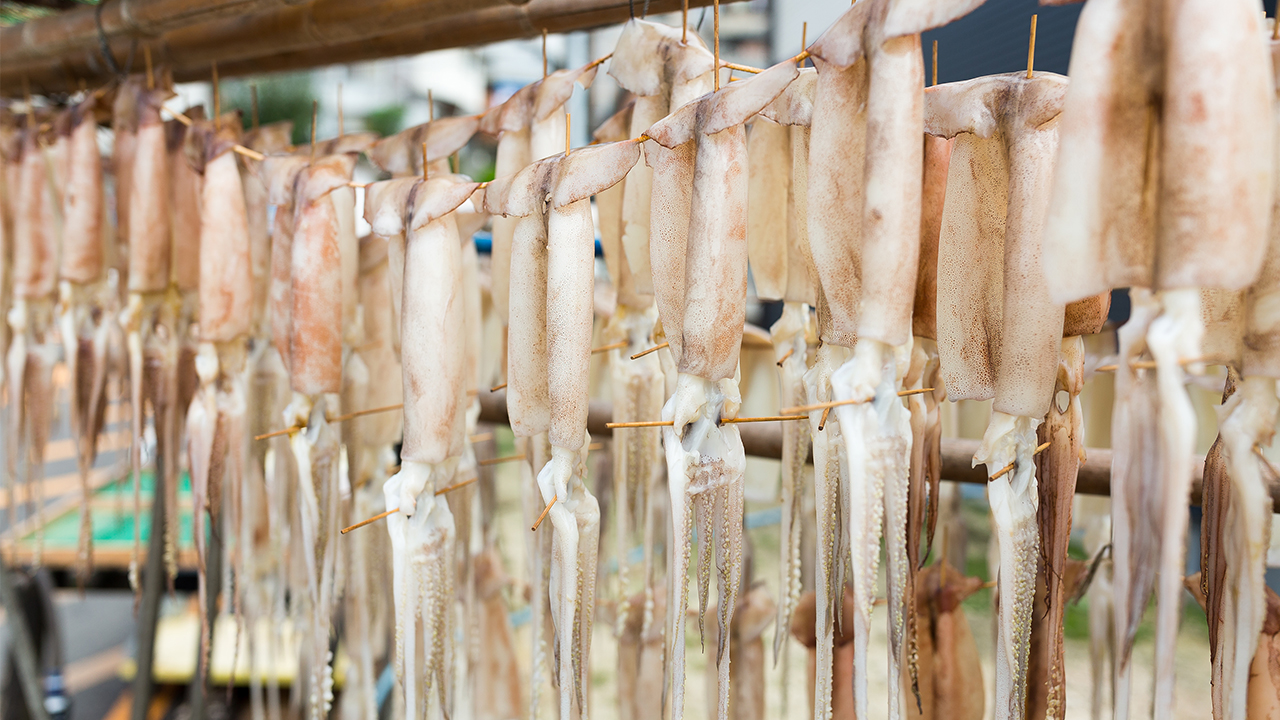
<box><xmin>475</xmin><ymin>392</ymin><xmax>1244</xmax><ymax>507</ymax></box>
<box><xmin>3</xmin><ymin>0</ymin><xmax>738</xmax><ymax>96</ymax></box>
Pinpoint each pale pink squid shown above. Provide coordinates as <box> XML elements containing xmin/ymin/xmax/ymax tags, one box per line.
<box><xmin>55</xmin><ymin>94</ymin><xmax>110</xmax><ymax>583</ymax></box>
<box><xmin>1041</xmin><ymin>0</ymin><xmax>1272</xmax><ymax>716</ymax></box>
<box><xmin>643</xmin><ymin>57</ymin><xmax>798</xmax><ymax>720</ymax></box>
<box><xmin>366</xmin><ymin>172</ymin><xmax>480</xmax><ymax>720</ymax></box>
<box><xmin>486</xmin><ymin>138</ymin><xmax>640</xmax><ymax>720</ymax></box>
<box><xmin>803</xmin><ymin>2</ymin><xmax>987</xmax><ymax>715</ymax></box>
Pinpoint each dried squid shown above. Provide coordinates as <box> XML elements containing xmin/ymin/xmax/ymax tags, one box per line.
<box><xmin>753</xmin><ymin>66</ymin><xmax>820</xmax><ymax>663</ymax></box>
<box><xmin>184</xmin><ymin>112</ymin><xmax>255</xmax><ymax>683</ymax></box>
<box><xmin>276</xmin><ymin>151</ymin><xmax>358</xmax><ymax>719</ymax></box>
<box><xmin>1184</xmin><ymin>31</ymin><xmax>1280</xmax><ymax>720</ymax></box>
<box><xmin>56</xmin><ymin>94</ymin><xmax>110</xmax><ymax>582</ymax></box>
<box><xmin>1189</xmin><ymin>571</ymin><xmax>1280</xmax><ymax>719</ymax></box>
<box><xmin>608</xmin><ymin>17</ymin><xmax>714</xmax><ymax>298</ymax></box>
<box><xmin>704</xmin><ymin>583</ymin><xmax>777</xmax><ymax>720</ymax></box>
<box><xmin>1028</xmin><ymin>295</ymin><xmax>1108</xmax><ymax>720</ymax></box>
<box><xmin>904</xmin><ymin>562</ymin><xmax>987</xmax><ymax>720</ymax></box>
<box><xmin>487</xmin><ymin>138</ymin><xmax>639</xmax><ymax>719</ymax></box>
<box><xmin>1042</xmin><ymin>0</ymin><xmax>1272</xmax><ymax>715</ymax></box>
<box><xmin>643</xmin><ymin>57</ymin><xmax>798</xmax><ymax>720</ymax></box>
<box><xmin>9</xmin><ymin>114</ymin><xmax>61</xmax><ymax>567</ymax></box>
<box><xmin>369</xmin><ymin>172</ymin><xmax>480</xmax><ymax>719</ymax></box>
<box><xmin>806</xmin><ymin>2</ymin><xmax>985</xmax><ymax>715</ymax></box>
<box><xmin>595</xmin><ymin>101</ymin><xmax>667</xmax><ymax>640</ymax></box>
<box><xmin>925</xmin><ymin>70</ymin><xmax>1069</xmax><ymax>720</ymax></box>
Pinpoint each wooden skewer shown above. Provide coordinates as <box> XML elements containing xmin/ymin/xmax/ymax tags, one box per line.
<box><xmin>309</xmin><ymin>99</ymin><xmax>318</xmax><ymax>163</ymax></box>
<box><xmin>719</xmin><ymin>61</ymin><xmax>761</xmax><ymax>75</ymax></box>
<box><xmin>435</xmin><ymin>476</ymin><xmax>477</xmax><ymax>495</ymax></box>
<box><xmin>682</xmin><ymin>0</ymin><xmax>689</xmax><ymax>43</ymax></box>
<box><xmin>478</xmin><ymin>453</ymin><xmax>527</xmax><ymax>467</ymax></box>
<box><xmin>543</xmin><ymin>29</ymin><xmax>549</xmax><ymax>79</ymax></box>
<box><xmin>631</xmin><ymin>341</ymin><xmax>668</xmax><ymax>359</ymax></box>
<box><xmin>981</xmin><ymin>579</ymin><xmax>999</xmax><ymax>590</ymax></box>
<box><xmin>470</xmin><ymin>432</ymin><xmax>493</xmax><ymax>443</ymax></box>
<box><xmin>490</xmin><ymin>382</ymin><xmax>508</xmax><ymax>392</ymax></box>
<box><xmin>341</xmin><ymin>508</ymin><xmax>397</xmax><ymax>534</ymax></box>
<box><xmin>593</xmin><ymin>340</ymin><xmax>628</xmax><ymax>354</ymax></box>
<box><xmin>818</xmin><ymin>406</ymin><xmax>831</xmax><ymax>431</ymax></box>
<box><xmin>254</xmin><ymin>403</ymin><xmax>404</xmax><ymax>441</ymax></box>
<box><xmin>422</xmin><ymin>141</ymin><xmax>429</xmax><ymax>182</ymax></box>
<box><xmin>159</xmin><ymin>103</ymin><xmax>265</xmax><ymax>161</ymax></box>
<box><xmin>932</xmin><ymin>40</ymin><xmax>938</xmax><ymax>87</ymax></box>
<box><xmin>713</xmin><ymin>0</ymin><xmax>721</xmax><ymax>91</ymax></box>
<box><xmin>565</xmin><ymin>112</ymin><xmax>571</xmax><ymax>156</ymax></box>
<box><xmin>606</xmin><ymin>412</ymin><xmax>803</xmax><ymax>427</ymax></box>
<box><xmin>212</xmin><ymin>61</ymin><xmax>220</xmax><ymax>127</ymax></box>
<box><xmin>723</xmin><ymin>415</ymin><xmax>806</xmax><ymax>424</ymax></box>
<box><xmin>588</xmin><ymin>442</ymin><xmax>604</xmax><ymax>450</ymax></box>
<box><xmin>328</xmin><ymin>403</ymin><xmax>404</xmax><ymax>425</ymax></box>
<box><xmin>532</xmin><ymin>497</ymin><xmax>556</xmax><ymax>531</ymax></box>
<box><xmin>1095</xmin><ymin>357</ymin><xmax>1207</xmax><ymax>373</ymax></box>
<box><xmin>1026</xmin><ymin>14</ymin><xmax>1037</xmax><ymax>80</ymax></box>
<box><xmin>584</xmin><ymin>52</ymin><xmax>614</xmax><ymax>72</ymax></box>
<box><xmin>801</xmin><ymin>22</ymin><xmax>807</xmax><ymax>67</ymax></box>
<box><xmin>988</xmin><ymin>440</ymin><xmax>1052</xmax><ymax>482</ymax></box>
<box><xmin>776</xmin><ymin>348</ymin><xmax>794</xmax><ymax>367</ymax></box>
<box><xmin>781</xmin><ymin>388</ymin><xmax>935</xmax><ymax>415</ymax></box>
<box><xmin>347</xmin><ymin>181</ymin><xmax>369</xmax><ymax>188</ymax></box>
<box><xmin>341</xmin><ymin>475</ymin><xmax>480</xmax><ymax>534</ymax></box>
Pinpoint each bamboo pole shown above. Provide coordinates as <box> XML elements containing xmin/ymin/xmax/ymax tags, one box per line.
<box><xmin>5</xmin><ymin>0</ymin><xmax>740</xmax><ymax>95</ymax></box>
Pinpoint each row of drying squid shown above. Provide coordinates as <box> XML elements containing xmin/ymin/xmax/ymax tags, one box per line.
<box><xmin>5</xmin><ymin>0</ymin><xmax>1280</xmax><ymax>718</ymax></box>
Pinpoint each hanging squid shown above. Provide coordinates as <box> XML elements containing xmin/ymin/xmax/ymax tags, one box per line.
<box><xmin>1185</xmin><ymin>31</ymin><xmax>1280</xmax><ymax>720</ymax></box>
<box><xmin>55</xmin><ymin>93</ymin><xmax>110</xmax><ymax>583</ymax></box>
<box><xmin>925</xmin><ymin>70</ymin><xmax>1069</xmax><ymax>720</ymax></box>
<box><xmin>273</xmin><ymin>151</ymin><xmax>359</xmax><ymax>719</ymax></box>
<box><xmin>1028</xmin><ymin>294</ymin><xmax>1108</xmax><ymax>720</ymax></box>
<box><xmin>9</xmin><ymin>111</ymin><xmax>61</xmax><ymax>567</ymax></box>
<box><xmin>752</xmin><ymin>66</ymin><xmax>819</xmax><ymax>664</ymax></box>
<box><xmin>602</xmin><ymin>18</ymin><xmax>714</xmax><ymax>646</ymax></box>
<box><xmin>487</xmin><ymin>137</ymin><xmax>639</xmax><ymax>720</ymax></box>
<box><xmin>804</xmin><ymin>1</ymin><xmax>986</xmax><ymax>715</ymax></box>
<box><xmin>369</xmin><ymin>172</ymin><xmax>480</xmax><ymax>720</ymax></box>
<box><xmin>643</xmin><ymin>57</ymin><xmax>798</xmax><ymax>720</ymax></box>
<box><xmin>595</xmin><ymin>101</ymin><xmax>668</xmax><ymax>641</ymax></box>
<box><xmin>1041</xmin><ymin>0</ymin><xmax>1272</xmax><ymax>716</ymax></box>
<box><xmin>184</xmin><ymin>111</ymin><xmax>255</xmax><ymax>683</ymax></box>
<box><xmin>903</xmin><ymin>561</ymin><xmax>987</xmax><ymax>720</ymax></box>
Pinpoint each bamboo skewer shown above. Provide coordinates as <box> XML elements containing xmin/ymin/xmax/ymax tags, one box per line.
<box><xmin>477</xmin><ymin>453</ymin><xmax>527</xmax><ymax>467</ymax></box>
<box><xmin>713</xmin><ymin>0</ymin><xmax>720</xmax><ymax>91</ymax></box>
<box><xmin>630</xmin><ymin>342</ymin><xmax>668</xmax><ymax>359</ymax></box>
<box><xmin>781</xmin><ymin>388</ymin><xmax>936</xmax><ymax>415</ymax></box>
<box><xmin>592</xmin><ymin>340</ymin><xmax>628</xmax><ymax>354</ymax></box>
<box><xmin>490</xmin><ymin>382</ymin><xmax>508</xmax><ymax>392</ymax></box>
<box><xmin>1094</xmin><ymin>357</ymin><xmax>1207</xmax><ymax>373</ymax></box>
<box><xmin>818</xmin><ymin>406</ymin><xmax>831</xmax><ymax>431</ymax></box>
<box><xmin>605</xmin><ymin>414</ymin><xmax>806</xmax><ymax>429</ymax></box>
<box><xmin>532</xmin><ymin>497</ymin><xmax>556</xmax><ymax>531</ymax></box>
<box><xmin>254</xmin><ymin>403</ymin><xmax>405</xmax><ymax>441</ymax></box>
<box><xmin>987</xmin><ymin>440</ymin><xmax>1052</xmax><ymax>482</ymax></box>
<box><xmin>1026</xmin><ymin>14</ymin><xmax>1037</xmax><ymax>79</ymax></box>
<box><xmin>340</xmin><ymin>476</ymin><xmax>481</xmax><ymax>534</ymax></box>
<box><xmin>776</xmin><ymin>348</ymin><xmax>794</xmax><ymax>367</ymax></box>
<box><xmin>932</xmin><ymin>40</ymin><xmax>938</xmax><ymax>87</ymax></box>
<box><xmin>160</xmin><ymin>104</ymin><xmax>268</xmax><ymax>163</ymax></box>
